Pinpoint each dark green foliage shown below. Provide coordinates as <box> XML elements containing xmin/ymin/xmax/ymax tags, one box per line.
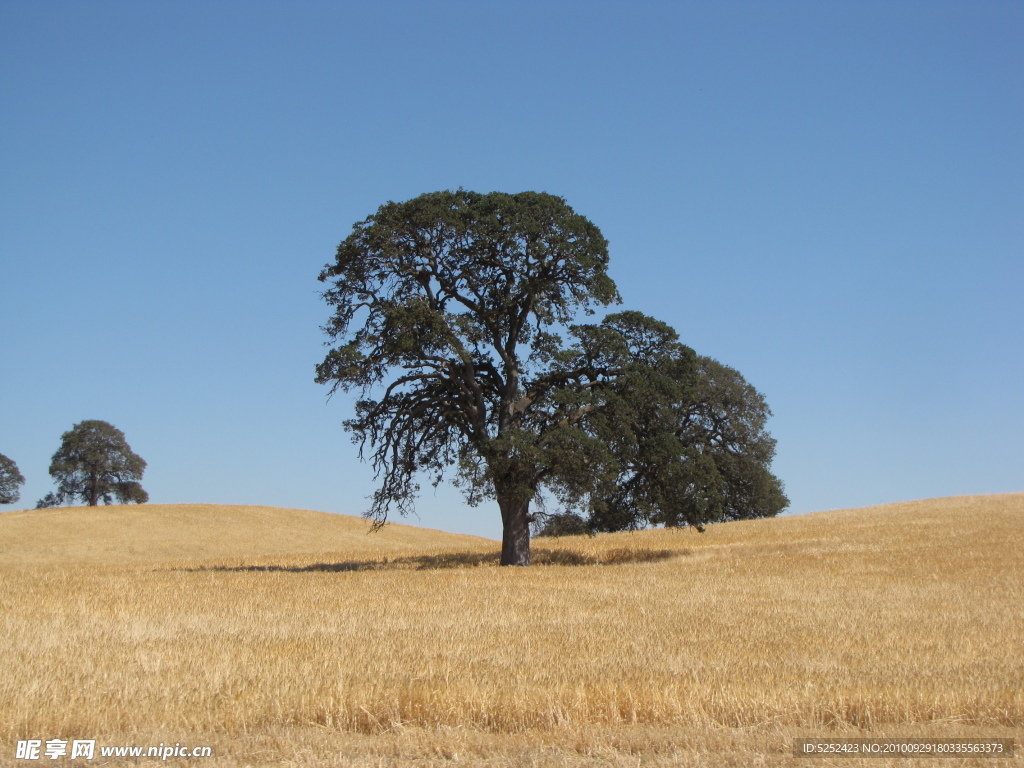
<box><xmin>535</xmin><ymin>512</ymin><xmax>593</xmax><ymax>537</ymax></box>
<box><xmin>37</xmin><ymin>420</ymin><xmax>149</xmax><ymax>508</ymax></box>
<box><xmin>0</xmin><ymin>453</ymin><xmax>25</xmax><ymax>505</ymax></box>
<box><xmin>317</xmin><ymin>190</ymin><xmax>786</xmax><ymax>564</ymax></box>
<box><xmin>534</xmin><ymin>355</ymin><xmax>788</xmax><ymax>536</ymax></box>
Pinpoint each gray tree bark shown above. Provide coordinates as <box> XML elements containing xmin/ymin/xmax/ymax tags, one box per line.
<box><xmin>498</xmin><ymin>493</ymin><xmax>532</xmax><ymax>566</ymax></box>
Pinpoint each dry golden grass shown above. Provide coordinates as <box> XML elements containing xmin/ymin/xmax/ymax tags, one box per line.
<box><xmin>1</xmin><ymin>494</ymin><xmax>1021</xmax><ymax>766</ymax></box>
<box><xmin>0</xmin><ymin>503</ymin><xmax>489</xmax><ymax>567</ymax></box>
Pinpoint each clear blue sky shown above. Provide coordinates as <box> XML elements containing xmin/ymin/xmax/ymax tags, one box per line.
<box><xmin>2</xmin><ymin>1</ymin><xmax>1021</xmax><ymax>538</ymax></box>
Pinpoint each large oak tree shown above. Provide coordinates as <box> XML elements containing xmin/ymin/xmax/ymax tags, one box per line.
<box><xmin>317</xmin><ymin>190</ymin><xmax>786</xmax><ymax>565</ymax></box>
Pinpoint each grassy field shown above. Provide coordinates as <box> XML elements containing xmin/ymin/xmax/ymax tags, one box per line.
<box><xmin>1</xmin><ymin>494</ymin><xmax>1021</xmax><ymax>766</ymax></box>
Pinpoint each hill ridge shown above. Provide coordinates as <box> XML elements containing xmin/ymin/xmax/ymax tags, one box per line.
<box><xmin>0</xmin><ymin>502</ymin><xmax>494</xmax><ymax>567</ymax></box>
<box><xmin>1</xmin><ymin>493</ymin><xmax>1020</xmax><ymax>568</ymax></box>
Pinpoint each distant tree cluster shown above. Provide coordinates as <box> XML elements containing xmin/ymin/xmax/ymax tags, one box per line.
<box><xmin>2</xmin><ymin>420</ymin><xmax>149</xmax><ymax>509</ymax></box>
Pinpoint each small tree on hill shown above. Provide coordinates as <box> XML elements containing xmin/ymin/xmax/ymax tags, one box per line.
<box><xmin>37</xmin><ymin>420</ymin><xmax>149</xmax><ymax>508</ymax></box>
<box><xmin>317</xmin><ymin>190</ymin><xmax>786</xmax><ymax>565</ymax></box>
<box><xmin>0</xmin><ymin>453</ymin><xmax>25</xmax><ymax>505</ymax></box>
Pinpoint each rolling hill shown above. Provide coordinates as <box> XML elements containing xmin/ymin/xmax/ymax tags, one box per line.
<box><xmin>0</xmin><ymin>503</ymin><xmax>493</xmax><ymax>566</ymax></box>
<box><xmin>1</xmin><ymin>493</ymin><xmax>1020</xmax><ymax>766</ymax></box>
<box><xmin>1</xmin><ymin>493</ymin><xmax>1021</xmax><ymax>568</ymax></box>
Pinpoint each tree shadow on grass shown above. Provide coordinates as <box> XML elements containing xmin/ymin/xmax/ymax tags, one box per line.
<box><xmin>183</xmin><ymin>547</ymin><xmax>685</xmax><ymax>573</ymax></box>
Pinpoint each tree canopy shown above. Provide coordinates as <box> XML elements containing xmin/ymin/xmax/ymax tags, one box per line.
<box><xmin>0</xmin><ymin>453</ymin><xmax>25</xmax><ymax>506</ymax></box>
<box><xmin>538</xmin><ymin>355</ymin><xmax>788</xmax><ymax>535</ymax></box>
<box><xmin>317</xmin><ymin>190</ymin><xmax>787</xmax><ymax>565</ymax></box>
<box><xmin>36</xmin><ymin>420</ymin><xmax>149</xmax><ymax>508</ymax></box>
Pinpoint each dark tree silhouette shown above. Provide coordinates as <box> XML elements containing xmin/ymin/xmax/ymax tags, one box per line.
<box><xmin>317</xmin><ymin>190</ymin><xmax>786</xmax><ymax>565</ymax></box>
<box><xmin>0</xmin><ymin>453</ymin><xmax>25</xmax><ymax>506</ymax></box>
<box><xmin>37</xmin><ymin>420</ymin><xmax>148</xmax><ymax>508</ymax></box>
<box><xmin>539</xmin><ymin>356</ymin><xmax>788</xmax><ymax>535</ymax></box>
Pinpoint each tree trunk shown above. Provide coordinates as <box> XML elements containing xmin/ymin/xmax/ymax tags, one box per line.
<box><xmin>88</xmin><ymin>474</ymin><xmax>99</xmax><ymax>506</ymax></box>
<box><xmin>498</xmin><ymin>493</ymin><xmax>532</xmax><ymax>566</ymax></box>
